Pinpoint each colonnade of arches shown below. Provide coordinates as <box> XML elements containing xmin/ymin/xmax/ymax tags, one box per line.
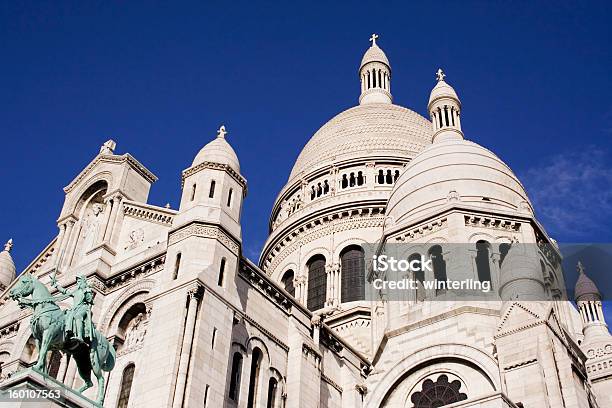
<box><xmin>278</xmin><ymin>240</ymin><xmax>527</xmax><ymax>310</ymax></box>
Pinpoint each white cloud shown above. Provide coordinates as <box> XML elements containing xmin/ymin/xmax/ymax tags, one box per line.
<box><xmin>520</xmin><ymin>147</ymin><xmax>612</xmax><ymax>240</ymax></box>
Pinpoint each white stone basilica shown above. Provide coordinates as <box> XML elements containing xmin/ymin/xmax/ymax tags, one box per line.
<box><xmin>0</xmin><ymin>36</ymin><xmax>611</xmax><ymax>408</ymax></box>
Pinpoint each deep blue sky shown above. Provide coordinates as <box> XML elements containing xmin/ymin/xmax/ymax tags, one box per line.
<box><xmin>1</xmin><ymin>2</ymin><xmax>612</xmax><ymax>318</ymax></box>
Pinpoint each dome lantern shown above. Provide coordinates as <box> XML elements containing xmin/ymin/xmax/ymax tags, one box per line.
<box><xmin>359</xmin><ymin>34</ymin><xmax>392</xmax><ymax>105</ymax></box>
<box><xmin>428</xmin><ymin>69</ymin><xmax>463</xmax><ymax>143</ymax></box>
<box><xmin>574</xmin><ymin>261</ymin><xmax>610</xmax><ymax>343</ymax></box>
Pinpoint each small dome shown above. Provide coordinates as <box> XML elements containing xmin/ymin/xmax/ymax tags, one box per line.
<box><xmin>386</xmin><ymin>139</ymin><xmax>533</xmax><ymax>226</ymax></box>
<box><xmin>360</xmin><ymin>45</ymin><xmax>390</xmax><ymax>70</ymax></box>
<box><xmin>192</xmin><ymin>126</ymin><xmax>240</xmax><ymax>172</ymax></box>
<box><xmin>428</xmin><ymin>80</ymin><xmax>460</xmax><ymax>107</ymax></box>
<box><xmin>575</xmin><ymin>266</ymin><xmax>600</xmax><ymax>301</ymax></box>
<box><xmin>0</xmin><ymin>239</ymin><xmax>16</xmax><ymax>290</ymax></box>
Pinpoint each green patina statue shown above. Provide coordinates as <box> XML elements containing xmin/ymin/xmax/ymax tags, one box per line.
<box><xmin>9</xmin><ymin>272</ymin><xmax>116</xmax><ymax>405</ymax></box>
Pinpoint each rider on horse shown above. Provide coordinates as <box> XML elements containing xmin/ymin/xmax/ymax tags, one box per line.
<box><xmin>51</xmin><ymin>274</ymin><xmax>94</xmax><ymax>344</ymax></box>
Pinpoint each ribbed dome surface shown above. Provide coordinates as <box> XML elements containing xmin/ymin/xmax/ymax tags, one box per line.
<box><xmin>192</xmin><ymin>137</ymin><xmax>240</xmax><ymax>172</ymax></box>
<box><xmin>387</xmin><ymin>139</ymin><xmax>532</xmax><ymax>225</ymax></box>
<box><xmin>575</xmin><ymin>272</ymin><xmax>600</xmax><ymax>300</ymax></box>
<box><xmin>288</xmin><ymin>104</ymin><xmax>432</xmax><ymax>181</ymax></box>
<box><xmin>428</xmin><ymin>80</ymin><xmax>460</xmax><ymax>106</ymax></box>
<box><xmin>360</xmin><ymin>45</ymin><xmax>390</xmax><ymax>69</ymax></box>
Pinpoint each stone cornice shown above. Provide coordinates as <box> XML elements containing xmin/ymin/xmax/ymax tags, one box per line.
<box><xmin>321</xmin><ymin>372</ymin><xmax>343</xmax><ymax>393</ymax></box>
<box><xmin>106</xmin><ymin>254</ymin><xmax>166</xmax><ymax>292</ymax></box>
<box><xmin>181</xmin><ymin>161</ymin><xmax>247</xmax><ymax>195</ymax></box>
<box><xmin>0</xmin><ymin>321</ymin><xmax>20</xmax><ymax>340</ymax></box>
<box><xmin>22</xmin><ymin>238</ymin><xmax>57</xmax><ymax>277</ymax></box>
<box><xmin>238</xmin><ymin>260</ymin><xmax>292</xmax><ymax>313</ymax></box>
<box><xmin>389</xmin><ymin>217</ymin><xmax>448</xmax><ymax>242</ymax></box>
<box><xmin>261</xmin><ymin>203</ymin><xmax>386</xmax><ymax>272</ymax></box>
<box><xmin>168</xmin><ymin>221</ymin><xmax>240</xmax><ymax>255</ymax></box>
<box><xmin>123</xmin><ymin>200</ymin><xmax>176</xmax><ymax>226</ymax></box>
<box><xmin>64</xmin><ymin>153</ymin><xmax>158</xmax><ymax>193</ymax></box>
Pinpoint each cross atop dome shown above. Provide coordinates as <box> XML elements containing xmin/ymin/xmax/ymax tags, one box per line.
<box><xmin>217</xmin><ymin>125</ymin><xmax>227</xmax><ymax>139</ymax></box>
<box><xmin>369</xmin><ymin>33</ymin><xmax>379</xmax><ymax>46</ymax></box>
<box><xmin>436</xmin><ymin>68</ymin><xmax>446</xmax><ymax>82</ymax></box>
<box><xmin>3</xmin><ymin>239</ymin><xmax>12</xmax><ymax>253</ymax></box>
<box><xmin>577</xmin><ymin>261</ymin><xmax>586</xmax><ymax>274</ymax></box>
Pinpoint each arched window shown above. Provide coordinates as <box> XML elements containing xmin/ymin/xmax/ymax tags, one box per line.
<box><xmin>341</xmin><ymin>175</ymin><xmax>348</xmax><ymax>189</ymax></box>
<box><xmin>266</xmin><ymin>377</ymin><xmax>278</xmax><ymax>408</ymax></box>
<box><xmin>246</xmin><ymin>348</ymin><xmax>263</xmax><ymax>408</ymax></box>
<box><xmin>227</xmin><ymin>188</ymin><xmax>233</xmax><ymax>207</ymax></box>
<box><xmin>409</xmin><ymin>253</ymin><xmax>425</xmax><ymax>302</ymax></box>
<box><xmin>307</xmin><ymin>255</ymin><xmax>327</xmax><ymax>311</ymax></box>
<box><xmin>47</xmin><ymin>350</ymin><xmax>62</xmax><ymax>379</ymax></box>
<box><xmin>218</xmin><ymin>258</ymin><xmax>226</xmax><ymax>287</ymax></box>
<box><xmin>341</xmin><ymin>246</ymin><xmax>365</xmax><ymax>302</ymax></box>
<box><xmin>316</xmin><ymin>183</ymin><xmax>322</xmax><ymax>197</ymax></box>
<box><xmin>209</xmin><ymin>180</ymin><xmax>216</xmax><ymax>198</ymax></box>
<box><xmin>310</xmin><ymin>186</ymin><xmax>315</xmax><ymax>200</ymax></box>
<box><xmin>357</xmin><ymin>171</ymin><xmax>364</xmax><ymax>186</ymax></box>
<box><xmin>228</xmin><ymin>352</ymin><xmax>243</xmax><ymax>401</ymax></box>
<box><xmin>349</xmin><ymin>173</ymin><xmax>356</xmax><ymax>187</ymax></box>
<box><xmin>281</xmin><ymin>270</ymin><xmax>295</xmax><ymax>297</ymax></box>
<box><xmin>377</xmin><ymin>169</ymin><xmax>384</xmax><ymax>184</ymax></box>
<box><xmin>385</xmin><ymin>170</ymin><xmax>392</xmax><ymax>184</ymax></box>
<box><xmin>499</xmin><ymin>243</ymin><xmax>511</xmax><ymax>266</ymax></box>
<box><xmin>411</xmin><ymin>374</ymin><xmax>467</xmax><ymax>408</ymax></box>
<box><xmin>476</xmin><ymin>241</ymin><xmax>492</xmax><ymax>283</ymax></box>
<box><xmin>173</xmin><ymin>253</ymin><xmax>181</xmax><ymax>280</ymax></box>
<box><xmin>429</xmin><ymin>245</ymin><xmax>447</xmax><ymax>295</ymax></box>
<box><xmin>117</xmin><ymin>363</ymin><xmax>135</xmax><ymax>408</ymax></box>
<box><xmin>394</xmin><ymin>170</ymin><xmax>400</xmax><ymax>182</ymax></box>
<box><xmin>323</xmin><ymin>180</ymin><xmax>329</xmax><ymax>194</ymax></box>
<box><xmin>190</xmin><ymin>184</ymin><xmax>197</xmax><ymax>201</ymax></box>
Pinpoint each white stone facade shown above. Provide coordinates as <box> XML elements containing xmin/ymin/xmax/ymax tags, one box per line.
<box><xmin>0</xmin><ymin>36</ymin><xmax>610</xmax><ymax>408</ymax></box>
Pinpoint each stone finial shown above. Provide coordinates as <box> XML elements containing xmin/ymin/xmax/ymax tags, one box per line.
<box><xmin>577</xmin><ymin>261</ymin><xmax>586</xmax><ymax>275</ymax></box>
<box><xmin>100</xmin><ymin>139</ymin><xmax>117</xmax><ymax>155</ymax></box>
<box><xmin>3</xmin><ymin>239</ymin><xmax>13</xmax><ymax>253</ymax></box>
<box><xmin>217</xmin><ymin>125</ymin><xmax>227</xmax><ymax>139</ymax></box>
<box><xmin>436</xmin><ymin>68</ymin><xmax>446</xmax><ymax>82</ymax></box>
<box><xmin>164</xmin><ymin>203</ymin><xmax>171</xmax><ymax>209</ymax></box>
<box><xmin>369</xmin><ymin>33</ymin><xmax>379</xmax><ymax>46</ymax></box>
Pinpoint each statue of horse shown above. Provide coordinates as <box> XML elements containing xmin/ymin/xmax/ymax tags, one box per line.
<box><xmin>9</xmin><ymin>273</ymin><xmax>116</xmax><ymax>404</ymax></box>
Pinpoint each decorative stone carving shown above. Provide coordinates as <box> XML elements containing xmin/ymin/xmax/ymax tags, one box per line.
<box><xmin>169</xmin><ymin>223</ymin><xmax>239</xmax><ymax>254</ymax></box>
<box><xmin>125</xmin><ymin>228</ymin><xmax>144</xmax><ymax>250</ymax></box>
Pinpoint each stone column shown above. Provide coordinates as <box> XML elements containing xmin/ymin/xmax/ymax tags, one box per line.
<box><xmin>334</xmin><ymin>263</ymin><xmax>341</xmax><ymax>305</ymax></box>
<box><xmin>300</xmin><ymin>275</ymin><xmax>308</xmax><ymax>305</ymax></box>
<box><xmin>325</xmin><ymin>264</ymin><xmax>333</xmax><ymax>307</ymax></box>
<box><xmin>172</xmin><ymin>287</ymin><xmax>202</xmax><ymax>408</ymax></box>
<box><xmin>97</xmin><ymin>197</ymin><xmax>113</xmax><ymax>244</ymax></box>
<box><xmin>57</xmin><ymin>220</ymin><xmax>75</xmax><ymax>269</ymax></box>
<box><xmin>56</xmin><ymin>353</ymin><xmax>69</xmax><ymax>383</ymax></box>
<box><xmin>64</xmin><ymin>356</ymin><xmax>78</xmax><ymax>388</ymax></box>
<box><xmin>61</xmin><ymin>220</ymin><xmax>79</xmax><ymax>271</ymax></box>
<box><xmin>104</xmin><ymin>195</ymin><xmax>122</xmax><ymax>243</ymax></box>
<box><xmin>53</xmin><ymin>223</ymin><xmax>66</xmax><ymax>268</ymax></box>
<box><xmin>365</xmin><ymin>162</ymin><xmax>375</xmax><ymax>188</ymax></box>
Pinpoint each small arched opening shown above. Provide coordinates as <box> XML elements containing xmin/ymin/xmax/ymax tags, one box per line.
<box><xmin>307</xmin><ymin>255</ymin><xmax>327</xmax><ymax>311</ymax></box>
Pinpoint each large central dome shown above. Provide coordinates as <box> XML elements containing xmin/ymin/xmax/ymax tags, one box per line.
<box><xmin>288</xmin><ymin>103</ymin><xmax>432</xmax><ymax>181</ymax></box>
